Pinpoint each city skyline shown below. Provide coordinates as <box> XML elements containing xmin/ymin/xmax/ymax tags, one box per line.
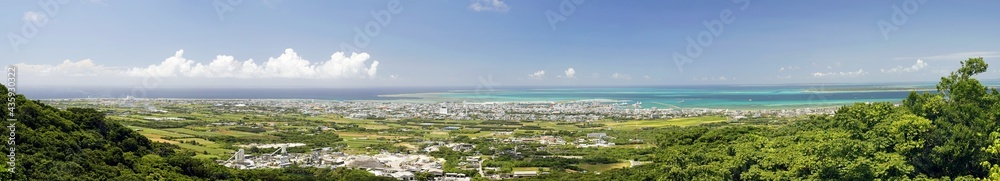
<box><xmin>4</xmin><ymin>0</ymin><xmax>1000</xmax><ymax>88</ymax></box>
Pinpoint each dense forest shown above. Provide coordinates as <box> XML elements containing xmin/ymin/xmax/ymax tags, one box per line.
<box><xmin>0</xmin><ymin>57</ymin><xmax>997</xmax><ymax>180</ymax></box>
<box><xmin>0</xmin><ymin>84</ymin><xmax>394</xmax><ymax>180</ymax></box>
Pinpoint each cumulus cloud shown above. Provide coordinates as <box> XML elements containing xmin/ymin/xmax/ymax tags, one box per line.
<box><xmin>366</xmin><ymin>61</ymin><xmax>379</xmax><ymax>78</ymax></box>
<box><xmin>125</xmin><ymin>50</ymin><xmax>197</xmax><ymax>77</ymax></box>
<box><xmin>881</xmin><ymin>59</ymin><xmax>928</xmax><ymax>73</ymax></box>
<box><xmin>11</xmin><ymin>48</ymin><xmax>381</xmax><ymax>80</ymax></box>
<box><xmin>528</xmin><ymin>70</ymin><xmax>545</xmax><ymax>79</ymax></box>
<box><xmin>469</xmin><ymin>0</ymin><xmax>509</xmax><ymax>12</ymax></box>
<box><xmin>564</xmin><ymin>68</ymin><xmax>575</xmax><ymax>78</ymax></box>
<box><xmin>611</xmin><ymin>72</ymin><xmax>631</xmax><ymax>80</ymax></box>
<box><xmin>812</xmin><ymin>69</ymin><xmax>867</xmax><ymax>77</ymax></box>
<box><xmin>123</xmin><ymin>48</ymin><xmax>380</xmax><ymax>79</ymax></box>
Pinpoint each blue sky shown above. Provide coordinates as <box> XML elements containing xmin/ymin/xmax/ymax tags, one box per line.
<box><xmin>3</xmin><ymin>0</ymin><xmax>1000</xmax><ymax>88</ymax></box>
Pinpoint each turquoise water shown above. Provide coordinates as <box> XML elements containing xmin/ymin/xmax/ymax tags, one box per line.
<box><xmin>380</xmin><ymin>84</ymin><xmax>946</xmax><ymax>110</ymax></box>
<box><xmin>27</xmin><ymin>82</ymin><xmax>999</xmax><ymax>110</ymax></box>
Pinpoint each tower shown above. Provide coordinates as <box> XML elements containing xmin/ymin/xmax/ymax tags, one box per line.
<box><xmin>235</xmin><ymin>149</ymin><xmax>245</xmax><ymax>163</ymax></box>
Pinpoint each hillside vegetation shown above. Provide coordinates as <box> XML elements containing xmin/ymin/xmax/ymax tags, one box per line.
<box><xmin>520</xmin><ymin>58</ymin><xmax>1000</xmax><ymax>180</ymax></box>
<box><xmin>0</xmin><ymin>85</ymin><xmax>394</xmax><ymax>180</ymax></box>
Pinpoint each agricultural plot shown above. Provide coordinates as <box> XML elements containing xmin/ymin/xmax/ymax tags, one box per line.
<box><xmin>164</xmin><ymin>128</ymin><xmax>229</xmax><ymax>137</ymax></box>
<box><xmin>129</xmin><ymin>126</ymin><xmax>234</xmax><ymax>158</ymax></box>
<box><xmin>130</xmin><ymin>126</ymin><xmax>192</xmax><ymax>144</ymax></box>
<box><xmin>602</xmin><ymin>116</ymin><xmax>727</xmax><ymax>130</ymax></box>
<box><xmin>512</xmin><ymin>167</ymin><xmax>551</xmax><ymax>172</ymax></box>
<box><xmin>575</xmin><ymin>162</ymin><xmax>631</xmax><ymax>173</ymax></box>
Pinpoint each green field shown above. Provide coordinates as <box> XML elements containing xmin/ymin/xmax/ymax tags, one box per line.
<box><xmin>118</xmin><ymin>104</ymin><xmax>729</xmax><ymax>161</ymax></box>
<box><xmin>129</xmin><ymin>126</ymin><xmax>233</xmax><ymax>159</ymax></box>
<box><xmin>217</xmin><ymin>127</ymin><xmax>269</xmax><ymax>137</ymax></box>
<box><xmin>458</xmin><ymin>131</ymin><xmax>495</xmax><ymax>138</ymax></box>
<box><xmin>575</xmin><ymin>162</ymin><xmax>631</xmax><ymax>172</ymax></box>
<box><xmin>131</xmin><ymin>126</ymin><xmax>193</xmax><ymax>138</ymax></box>
<box><xmin>512</xmin><ymin>167</ymin><xmax>550</xmax><ymax>172</ymax></box>
<box><xmin>174</xmin><ymin>142</ymin><xmax>231</xmax><ymax>159</ymax></box>
<box><xmin>602</xmin><ymin>116</ymin><xmax>727</xmax><ymax>129</ymax></box>
<box><xmin>164</xmin><ymin>128</ymin><xmax>229</xmax><ymax>137</ymax></box>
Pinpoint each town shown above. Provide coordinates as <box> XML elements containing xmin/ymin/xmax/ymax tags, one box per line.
<box><xmin>39</xmin><ymin>98</ymin><xmax>839</xmax><ymax>180</ymax></box>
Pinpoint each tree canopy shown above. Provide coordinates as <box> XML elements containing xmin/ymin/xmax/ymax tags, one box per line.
<box><xmin>521</xmin><ymin>57</ymin><xmax>999</xmax><ymax>180</ymax></box>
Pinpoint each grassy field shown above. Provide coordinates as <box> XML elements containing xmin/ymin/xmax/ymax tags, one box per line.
<box><xmin>175</xmin><ymin>138</ymin><xmax>220</xmax><ymax>147</ymax></box>
<box><xmin>512</xmin><ymin>167</ymin><xmax>550</xmax><ymax>172</ymax></box>
<box><xmin>575</xmin><ymin>162</ymin><xmax>631</xmax><ymax>172</ymax></box>
<box><xmin>602</xmin><ymin>116</ymin><xmax>727</xmax><ymax>130</ymax></box>
<box><xmin>217</xmin><ymin>127</ymin><xmax>268</xmax><ymax>137</ymax></box>
<box><xmin>458</xmin><ymin>131</ymin><xmax>495</xmax><ymax>138</ymax></box>
<box><xmin>335</xmin><ymin>131</ymin><xmax>410</xmax><ymax>139</ymax></box>
<box><xmin>342</xmin><ymin>138</ymin><xmax>389</xmax><ymax>154</ymax></box>
<box><xmin>174</xmin><ymin>142</ymin><xmax>231</xmax><ymax>158</ymax></box>
<box><xmin>533</xmin><ymin>122</ymin><xmax>585</xmax><ymax>131</ymax></box>
<box><xmin>131</xmin><ymin>126</ymin><xmax>192</xmax><ymax>144</ymax></box>
<box><xmin>129</xmin><ymin>126</ymin><xmax>233</xmax><ymax>159</ymax></box>
<box><xmin>426</xmin><ymin>131</ymin><xmax>450</xmax><ymax>139</ymax></box>
<box><xmin>163</xmin><ymin>128</ymin><xmax>229</xmax><ymax>137</ymax></box>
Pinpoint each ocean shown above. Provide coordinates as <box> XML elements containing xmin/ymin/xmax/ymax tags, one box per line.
<box><xmin>20</xmin><ymin>83</ymin><xmax>990</xmax><ymax>110</ymax></box>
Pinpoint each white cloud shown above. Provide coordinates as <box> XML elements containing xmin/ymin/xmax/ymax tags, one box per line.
<box><xmin>314</xmin><ymin>51</ymin><xmax>380</xmax><ymax>79</ymax></box>
<box><xmin>778</xmin><ymin>66</ymin><xmax>799</xmax><ymax>72</ymax></box>
<box><xmin>812</xmin><ymin>69</ymin><xmax>867</xmax><ymax>77</ymax></box>
<box><xmin>469</xmin><ymin>0</ymin><xmax>509</xmax><ymax>12</ymax></box>
<box><xmin>366</xmin><ymin>61</ymin><xmax>379</xmax><ymax>78</ymax></box>
<box><xmin>23</xmin><ymin>11</ymin><xmax>46</xmax><ymax>24</ymax></box>
<box><xmin>16</xmin><ymin>59</ymin><xmax>118</xmax><ymax>77</ymax></box>
<box><xmin>897</xmin><ymin>51</ymin><xmax>1000</xmax><ymax>61</ymax></box>
<box><xmin>611</xmin><ymin>72</ymin><xmax>631</xmax><ymax>80</ymax></box>
<box><xmin>881</xmin><ymin>59</ymin><xmax>928</xmax><ymax>73</ymax></box>
<box><xmin>10</xmin><ymin>48</ymin><xmax>385</xmax><ymax>79</ymax></box>
<box><xmin>564</xmin><ymin>68</ymin><xmax>575</xmax><ymax>78</ymax></box>
<box><xmin>126</xmin><ymin>49</ymin><xmax>198</xmax><ymax>77</ymax></box>
<box><xmin>528</xmin><ymin>70</ymin><xmax>545</xmax><ymax>79</ymax></box>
